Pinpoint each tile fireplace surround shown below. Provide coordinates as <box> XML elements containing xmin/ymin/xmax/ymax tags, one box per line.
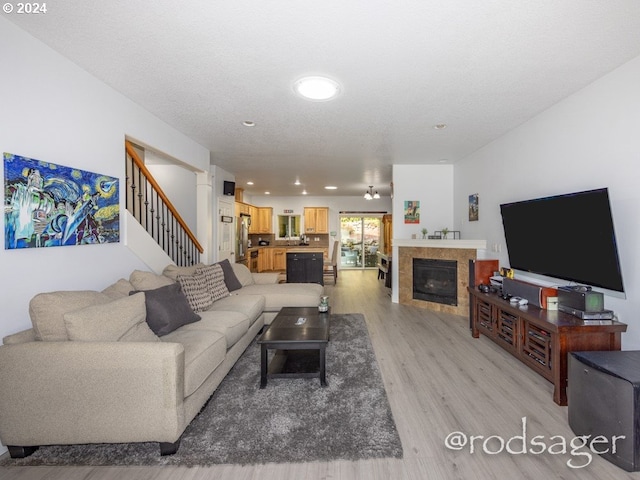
<box><xmin>396</xmin><ymin>239</ymin><xmax>487</xmax><ymax>316</ymax></box>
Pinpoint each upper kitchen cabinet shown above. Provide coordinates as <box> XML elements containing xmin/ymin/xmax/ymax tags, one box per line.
<box><xmin>303</xmin><ymin>207</ymin><xmax>329</xmax><ymax>234</ymax></box>
<box><xmin>254</xmin><ymin>207</ymin><xmax>273</xmax><ymax>234</ymax></box>
<box><xmin>235</xmin><ymin>201</ymin><xmax>251</xmax><ymax>217</ymax></box>
<box><xmin>248</xmin><ymin>205</ymin><xmax>258</xmax><ymax>233</ymax></box>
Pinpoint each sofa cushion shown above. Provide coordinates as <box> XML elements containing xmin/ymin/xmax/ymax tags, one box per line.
<box><xmin>207</xmin><ymin>293</ymin><xmax>266</xmax><ymax>322</ymax></box>
<box><xmin>182</xmin><ymin>310</ymin><xmax>250</xmax><ymax>349</ymax></box>
<box><xmin>196</xmin><ymin>264</ymin><xmax>230</xmax><ymax>302</ymax></box>
<box><xmin>237</xmin><ymin>283</ymin><xmax>324</xmax><ymax>311</ymax></box>
<box><xmin>162</xmin><ymin>263</ymin><xmax>205</xmax><ymax>281</ymax></box>
<box><xmin>161</xmin><ymin>328</ymin><xmax>226</xmax><ymax>397</ymax></box>
<box><xmin>129</xmin><ymin>270</ymin><xmax>174</xmax><ymax>291</ymax></box>
<box><xmin>101</xmin><ymin>278</ymin><xmax>136</xmax><ymax>300</ymax></box>
<box><xmin>29</xmin><ymin>290</ymin><xmax>113</xmax><ymax>341</ymax></box>
<box><xmin>64</xmin><ymin>293</ymin><xmax>159</xmax><ymax>343</ymax></box>
<box><xmin>131</xmin><ymin>283</ymin><xmax>201</xmax><ymax>336</ymax></box>
<box><xmin>230</xmin><ymin>262</ymin><xmax>255</xmax><ymax>286</ymax></box>
<box><xmin>177</xmin><ymin>272</ymin><xmax>214</xmax><ymax>313</ymax></box>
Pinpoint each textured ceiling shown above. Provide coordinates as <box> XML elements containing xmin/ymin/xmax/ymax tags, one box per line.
<box><xmin>7</xmin><ymin>1</ymin><xmax>640</xmax><ymax>196</ymax></box>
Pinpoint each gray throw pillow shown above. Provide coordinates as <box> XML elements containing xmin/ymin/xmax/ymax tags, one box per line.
<box><xmin>130</xmin><ymin>283</ymin><xmax>200</xmax><ymax>336</ymax></box>
<box><xmin>216</xmin><ymin>259</ymin><xmax>243</xmax><ymax>291</ymax></box>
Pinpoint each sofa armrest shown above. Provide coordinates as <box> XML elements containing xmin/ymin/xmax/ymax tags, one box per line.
<box><xmin>2</xmin><ymin>328</ymin><xmax>36</xmax><ymax>345</ymax></box>
<box><xmin>0</xmin><ymin>341</ymin><xmax>186</xmax><ymax>446</ymax></box>
<box><xmin>251</xmin><ymin>272</ymin><xmax>280</xmax><ymax>284</ymax></box>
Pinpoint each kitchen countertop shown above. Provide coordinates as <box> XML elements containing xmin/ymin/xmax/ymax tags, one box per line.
<box><xmin>285</xmin><ymin>248</ymin><xmax>326</xmax><ymax>253</ymax></box>
<box><xmin>250</xmin><ymin>245</ymin><xmax>327</xmax><ymax>250</ymax></box>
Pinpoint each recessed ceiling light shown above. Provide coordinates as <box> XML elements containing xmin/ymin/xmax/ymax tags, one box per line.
<box><xmin>324</xmin><ymin>186</ymin><xmax>337</xmax><ymax>190</ymax></box>
<box><xmin>264</xmin><ymin>191</ymin><xmax>270</xmax><ymax>195</ymax></box>
<box><xmin>294</xmin><ymin>179</ymin><xmax>301</xmax><ymax>185</ymax></box>
<box><xmin>438</xmin><ymin>159</ymin><xmax>448</xmax><ymax>164</ymax></box>
<box><xmin>294</xmin><ymin>76</ymin><xmax>341</xmax><ymax>101</ymax></box>
<box><xmin>246</xmin><ymin>181</ymin><xmax>254</xmax><ymax>185</ymax></box>
<box><xmin>302</xmin><ymin>190</ymin><xmax>308</xmax><ymax>195</ymax></box>
<box><xmin>242</xmin><ymin>120</ymin><xmax>256</xmax><ymax>127</ymax></box>
<box><xmin>433</xmin><ymin>124</ymin><xmax>447</xmax><ymax>130</ymax></box>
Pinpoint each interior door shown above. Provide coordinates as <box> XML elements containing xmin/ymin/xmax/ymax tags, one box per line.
<box><xmin>217</xmin><ymin>196</ymin><xmax>235</xmax><ymax>262</ymax></box>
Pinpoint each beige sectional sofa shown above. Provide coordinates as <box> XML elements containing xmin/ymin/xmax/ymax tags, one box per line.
<box><xmin>0</xmin><ymin>261</ymin><xmax>323</xmax><ymax>458</ymax></box>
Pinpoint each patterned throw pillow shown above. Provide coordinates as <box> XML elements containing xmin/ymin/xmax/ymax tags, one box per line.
<box><xmin>196</xmin><ymin>264</ymin><xmax>230</xmax><ymax>302</ymax></box>
<box><xmin>177</xmin><ymin>272</ymin><xmax>214</xmax><ymax>312</ymax></box>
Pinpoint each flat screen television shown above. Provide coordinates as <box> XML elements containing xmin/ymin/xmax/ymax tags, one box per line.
<box><xmin>500</xmin><ymin>188</ymin><xmax>625</xmax><ymax>295</ymax></box>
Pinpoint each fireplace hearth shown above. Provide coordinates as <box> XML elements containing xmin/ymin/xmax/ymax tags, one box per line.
<box><xmin>413</xmin><ymin>258</ymin><xmax>458</xmax><ymax>306</ymax></box>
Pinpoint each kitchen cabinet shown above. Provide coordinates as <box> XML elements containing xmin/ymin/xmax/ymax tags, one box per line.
<box><xmin>382</xmin><ymin>214</ymin><xmax>392</xmax><ymax>255</ymax></box>
<box><xmin>256</xmin><ymin>248</ymin><xmax>265</xmax><ymax>272</ymax></box>
<box><xmin>258</xmin><ymin>248</ymin><xmax>272</xmax><ymax>272</ymax></box>
<box><xmin>272</xmin><ymin>248</ymin><xmax>287</xmax><ymax>271</ymax></box>
<box><xmin>254</xmin><ymin>207</ymin><xmax>273</xmax><ymax>234</ymax></box>
<box><xmin>235</xmin><ymin>201</ymin><xmax>251</xmax><ymax>218</ymax></box>
<box><xmin>303</xmin><ymin>207</ymin><xmax>329</xmax><ymax>234</ymax></box>
<box><xmin>248</xmin><ymin>205</ymin><xmax>258</xmax><ymax>233</ymax></box>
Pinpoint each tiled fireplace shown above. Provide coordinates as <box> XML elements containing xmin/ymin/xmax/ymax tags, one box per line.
<box><xmin>397</xmin><ymin>240</ymin><xmax>484</xmax><ymax>316</ymax></box>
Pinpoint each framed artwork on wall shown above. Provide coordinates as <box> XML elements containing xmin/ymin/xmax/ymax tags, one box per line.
<box><xmin>404</xmin><ymin>200</ymin><xmax>420</xmax><ymax>224</ymax></box>
<box><xmin>469</xmin><ymin>194</ymin><xmax>479</xmax><ymax>221</ymax></box>
<box><xmin>4</xmin><ymin>152</ymin><xmax>120</xmax><ymax>249</ymax></box>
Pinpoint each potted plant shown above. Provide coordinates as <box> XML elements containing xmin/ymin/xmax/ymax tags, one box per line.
<box><xmin>421</xmin><ymin>228</ymin><xmax>428</xmax><ymax>239</ymax></box>
<box><xmin>441</xmin><ymin>227</ymin><xmax>449</xmax><ymax>239</ymax></box>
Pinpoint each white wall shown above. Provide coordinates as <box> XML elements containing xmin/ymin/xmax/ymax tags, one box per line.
<box><xmin>390</xmin><ymin>165</ymin><xmax>455</xmax><ymax>301</ymax></box>
<box><xmin>392</xmin><ymin>165</ymin><xmax>455</xmax><ymax>239</ymax></box>
<box><xmin>454</xmin><ymin>54</ymin><xmax>640</xmax><ymax>349</ymax></box>
<box><xmin>145</xmin><ymin>163</ymin><xmax>198</xmax><ymax>233</ymax></box>
<box><xmin>0</xmin><ymin>18</ymin><xmax>209</xmax><ymax>344</ymax></box>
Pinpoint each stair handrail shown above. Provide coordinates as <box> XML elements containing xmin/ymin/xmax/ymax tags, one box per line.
<box><xmin>125</xmin><ymin>140</ymin><xmax>203</xmax><ymax>264</ymax></box>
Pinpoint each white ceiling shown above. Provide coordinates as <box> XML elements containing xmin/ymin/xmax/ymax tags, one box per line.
<box><xmin>8</xmin><ymin>1</ymin><xmax>640</xmax><ymax>197</ymax></box>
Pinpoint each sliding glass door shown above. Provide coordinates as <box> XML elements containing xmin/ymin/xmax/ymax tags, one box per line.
<box><xmin>339</xmin><ymin>216</ymin><xmax>381</xmax><ymax>269</ymax></box>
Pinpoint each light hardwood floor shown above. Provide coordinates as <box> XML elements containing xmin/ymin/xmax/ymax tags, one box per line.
<box><xmin>1</xmin><ymin>270</ymin><xmax>637</xmax><ymax>479</ymax></box>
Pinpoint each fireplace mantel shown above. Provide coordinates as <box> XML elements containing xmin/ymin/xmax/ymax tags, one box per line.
<box><xmin>394</xmin><ymin>239</ymin><xmax>487</xmax><ymax>250</ymax></box>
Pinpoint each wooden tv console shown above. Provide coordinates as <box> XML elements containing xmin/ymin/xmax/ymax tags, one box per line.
<box><xmin>468</xmin><ymin>287</ymin><xmax>627</xmax><ymax>406</ymax></box>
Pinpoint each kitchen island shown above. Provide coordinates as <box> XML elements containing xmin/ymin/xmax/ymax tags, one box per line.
<box><xmin>286</xmin><ymin>248</ymin><xmax>325</xmax><ymax>285</ymax></box>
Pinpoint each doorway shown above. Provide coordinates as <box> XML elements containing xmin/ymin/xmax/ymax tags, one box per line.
<box><xmin>339</xmin><ymin>216</ymin><xmax>382</xmax><ymax>269</ymax></box>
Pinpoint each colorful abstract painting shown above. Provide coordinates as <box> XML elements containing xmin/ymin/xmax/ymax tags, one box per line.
<box><xmin>469</xmin><ymin>193</ymin><xmax>479</xmax><ymax>221</ymax></box>
<box><xmin>4</xmin><ymin>153</ymin><xmax>119</xmax><ymax>249</ymax></box>
<box><xmin>404</xmin><ymin>200</ymin><xmax>420</xmax><ymax>224</ymax></box>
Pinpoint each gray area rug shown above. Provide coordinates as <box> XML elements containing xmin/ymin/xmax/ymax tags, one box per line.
<box><xmin>2</xmin><ymin>313</ymin><xmax>403</xmax><ymax>467</ymax></box>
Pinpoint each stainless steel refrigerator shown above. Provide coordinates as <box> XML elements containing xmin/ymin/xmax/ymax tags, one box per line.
<box><xmin>236</xmin><ymin>213</ymin><xmax>251</xmax><ymax>266</ymax></box>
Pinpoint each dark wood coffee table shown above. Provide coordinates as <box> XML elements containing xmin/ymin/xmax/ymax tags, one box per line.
<box><xmin>257</xmin><ymin>306</ymin><xmax>330</xmax><ymax>388</ymax></box>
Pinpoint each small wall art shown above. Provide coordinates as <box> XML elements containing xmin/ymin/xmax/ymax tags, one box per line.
<box><xmin>469</xmin><ymin>193</ymin><xmax>479</xmax><ymax>221</ymax></box>
<box><xmin>404</xmin><ymin>200</ymin><xmax>420</xmax><ymax>224</ymax></box>
<box><xmin>4</xmin><ymin>152</ymin><xmax>119</xmax><ymax>249</ymax></box>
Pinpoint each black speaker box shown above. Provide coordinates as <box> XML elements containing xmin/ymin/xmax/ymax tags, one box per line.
<box><xmin>569</xmin><ymin>351</ymin><xmax>640</xmax><ymax>471</ymax></box>
<box><xmin>223</xmin><ymin>180</ymin><xmax>235</xmax><ymax>196</ymax></box>
<box><xmin>502</xmin><ymin>277</ymin><xmax>557</xmax><ymax>309</ymax></box>
<box><xmin>558</xmin><ymin>286</ymin><xmax>604</xmax><ymax>312</ymax></box>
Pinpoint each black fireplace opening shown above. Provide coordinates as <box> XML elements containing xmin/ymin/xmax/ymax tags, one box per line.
<box><xmin>413</xmin><ymin>258</ymin><xmax>458</xmax><ymax>306</ymax></box>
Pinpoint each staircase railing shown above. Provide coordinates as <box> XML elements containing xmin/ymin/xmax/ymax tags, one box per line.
<box><xmin>125</xmin><ymin>141</ymin><xmax>203</xmax><ymax>266</ymax></box>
